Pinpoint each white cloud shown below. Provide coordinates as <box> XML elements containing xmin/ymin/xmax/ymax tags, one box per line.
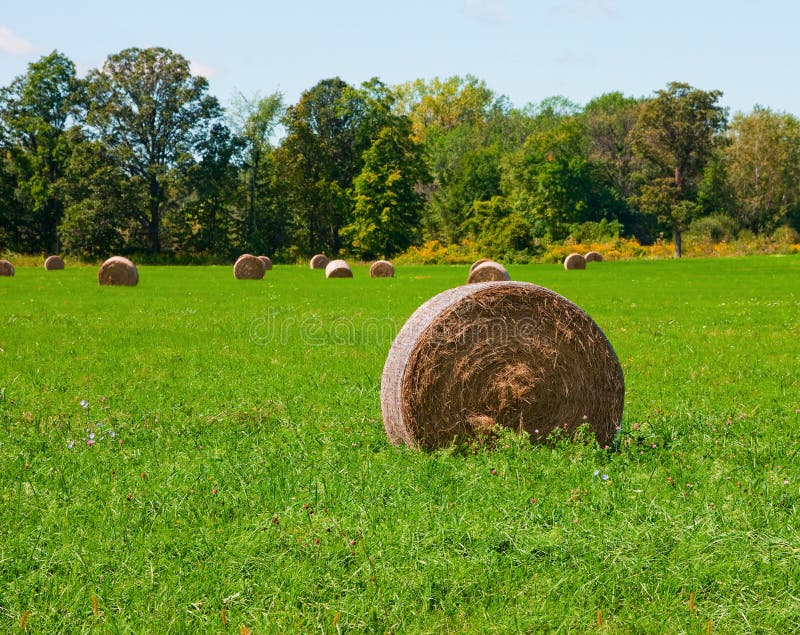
<box><xmin>0</xmin><ymin>25</ymin><xmax>34</xmax><ymax>56</ymax></box>
<box><xmin>190</xmin><ymin>60</ymin><xmax>217</xmax><ymax>79</ymax></box>
<box><xmin>551</xmin><ymin>0</ymin><xmax>616</xmax><ymax>17</ymax></box>
<box><xmin>463</xmin><ymin>0</ymin><xmax>511</xmax><ymax>22</ymax></box>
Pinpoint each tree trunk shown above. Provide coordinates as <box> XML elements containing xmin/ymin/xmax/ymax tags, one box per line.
<box><xmin>673</xmin><ymin>227</ymin><xmax>682</xmax><ymax>258</ymax></box>
<box><xmin>148</xmin><ymin>176</ymin><xmax>162</xmax><ymax>253</ymax></box>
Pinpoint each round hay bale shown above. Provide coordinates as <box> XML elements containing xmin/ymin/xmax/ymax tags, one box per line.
<box><xmin>563</xmin><ymin>253</ymin><xmax>587</xmax><ymax>270</ymax></box>
<box><xmin>0</xmin><ymin>259</ymin><xmax>14</xmax><ymax>277</ymax></box>
<box><xmin>380</xmin><ymin>281</ymin><xmax>624</xmax><ymax>450</ymax></box>
<box><xmin>257</xmin><ymin>255</ymin><xmax>273</xmax><ymax>270</ymax></box>
<box><xmin>370</xmin><ymin>260</ymin><xmax>395</xmax><ymax>278</ymax></box>
<box><xmin>44</xmin><ymin>255</ymin><xmax>65</xmax><ymax>270</ymax></box>
<box><xmin>310</xmin><ymin>254</ymin><xmax>329</xmax><ymax>269</ymax></box>
<box><xmin>585</xmin><ymin>251</ymin><xmax>603</xmax><ymax>263</ymax></box>
<box><xmin>98</xmin><ymin>256</ymin><xmax>138</xmax><ymax>286</ymax></box>
<box><xmin>469</xmin><ymin>258</ymin><xmax>491</xmax><ymax>274</ymax></box>
<box><xmin>325</xmin><ymin>259</ymin><xmax>353</xmax><ymax>278</ymax></box>
<box><xmin>234</xmin><ymin>254</ymin><xmax>266</xmax><ymax>280</ymax></box>
<box><xmin>467</xmin><ymin>260</ymin><xmax>510</xmax><ymax>284</ymax></box>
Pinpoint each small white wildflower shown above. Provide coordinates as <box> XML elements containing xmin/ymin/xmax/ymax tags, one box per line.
<box><xmin>80</xmin><ymin>400</ymin><xmax>89</xmax><ymax>410</ymax></box>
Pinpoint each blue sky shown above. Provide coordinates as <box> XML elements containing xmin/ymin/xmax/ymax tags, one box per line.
<box><xmin>1</xmin><ymin>0</ymin><xmax>798</xmax><ymax>117</ymax></box>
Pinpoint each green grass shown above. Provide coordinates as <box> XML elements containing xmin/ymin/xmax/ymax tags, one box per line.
<box><xmin>2</xmin><ymin>257</ymin><xmax>800</xmax><ymax>633</ymax></box>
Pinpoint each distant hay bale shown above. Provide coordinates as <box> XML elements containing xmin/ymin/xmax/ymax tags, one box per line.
<box><xmin>310</xmin><ymin>254</ymin><xmax>329</xmax><ymax>269</ymax></box>
<box><xmin>98</xmin><ymin>256</ymin><xmax>138</xmax><ymax>286</ymax></box>
<box><xmin>380</xmin><ymin>281</ymin><xmax>624</xmax><ymax>450</ymax></box>
<box><xmin>44</xmin><ymin>255</ymin><xmax>65</xmax><ymax>270</ymax></box>
<box><xmin>563</xmin><ymin>253</ymin><xmax>587</xmax><ymax>270</ymax></box>
<box><xmin>370</xmin><ymin>260</ymin><xmax>395</xmax><ymax>278</ymax></box>
<box><xmin>469</xmin><ymin>258</ymin><xmax>491</xmax><ymax>274</ymax></box>
<box><xmin>233</xmin><ymin>254</ymin><xmax>266</xmax><ymax>280</ymax></box>
<box><xmin>257</xmin><ymin>256</ymin><xmax>273</xmax><ymax>270</ymax></box>
<box><xmin>325</xmin><ymin>259</ymin><xmax>353</xmax><ymax>278</ymax></box>
<box><xmin>0</xmin><ymin>259</ymin><xmax>14</xmax><ymax>277</ymax></box>
<box><xmin>467</xmin><ymin>260</ymin><xmax>510</xmax><ymax>283</ymax></box>
<box><xmin>585</xmin><ymin>251</ymin><xmax>603</xmax><ymax>263</ymax></box>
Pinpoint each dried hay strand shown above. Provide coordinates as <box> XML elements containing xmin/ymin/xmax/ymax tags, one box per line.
<box><xmin>467</xmin><ymin>260</ymin><xmax>510</xmax><ymax>283</ymax></box>
<box><xmin>98</xmin><ymin>256</ymin><xmax>138</xmax><ymax>286</ymax></box>
<box><xmin>0</xmin><ymin>259</ymin><xmax>14</xmax><ymax>277</ymax></box>
<box><xmin>44</xmin><ymin>255</ymin><xmax>65</xmax><ymax>270</ymax></box>
<box><xmin>310</xmin><ymin>254</ymin><xmax>329</xmax><ymax>269</ymax></box>
<box><xmin>234</xmin><ymin>254</ymin><xmax>266</xmax><ymax>280</ymax></box>
<box><xmin>563</xmin><ymin>253</ymin><xmax>587</xmax><ymax>270</ymax></box>
<box><xmin>325</xmin><ymin>259</ymin><xmax>353</xmax><ymax>278</ymax></box>
<box><xmin>257</xmin><ymin>256</ymin><xmax>273</xmax><ymax>270</ymax></box>
<box><xmin>380</xmin><ymin>281</ymin><xmax>624</xmax><ymax>450</ymax></box>
<box><xmin>469</xmin><ymin>258</ymin><xmax>491</xmax><ymax>274</ymax></box>
<box><xmin>585</xmin><ymin>251</ymin><xmax>603</xmax><ymax>262</ymax></box>
<box><xmin>370</xmin><ymin>260</ymin><xmax>395</xmax><ymax>278</ymax></box>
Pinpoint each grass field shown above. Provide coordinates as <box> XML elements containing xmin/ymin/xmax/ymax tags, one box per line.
<box><xmin>2</xmin><ymin>256</ymin><xmax>800</xmax><ymax>633</ymax></box>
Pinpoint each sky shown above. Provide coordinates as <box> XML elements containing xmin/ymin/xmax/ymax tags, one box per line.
<box><xmin>1</xmin><ymin>0</ymin><xmax>798</xmax><ymax>118</ymax></box>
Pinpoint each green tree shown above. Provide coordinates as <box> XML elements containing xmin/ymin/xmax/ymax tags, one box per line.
<box><xmin>275</xmin><ymin>78</ymin><xmax>373</xmax><ymax>255</ymax></box>
<box><xmin>86</xmin><ymin>47</ymin><xmax>221</xmax><ymax>253</ymax></box>
<box><xmin>58</xmin><ymin>133</ymin><xmax>144</xmax><ymax>257</ymax></box>
<box><xmin>343</xmin><ymin>119</ymin><xmax>428</xmax><ymax>258</ymax></box>
<box><xmin>462</xmin><ymin>195</ymin><xmax>532</xmax><ymax>257</ymax></box>
<box><xmin>725</xmin><ymin>107</ymin><xmax>800</xmax><ymax>233</ymax></box>
<box><xmin>631</xmin><ymin>82</ymin><xmax>728</xmax><ymax>257</ymax></box>
<box><xmin>228</xmin><ymin>91</ymin><xmax>284</xmax><ymax>249</ymax></box>
<box><xmin>168</xmin><ymin>122</ymin><xmax>244</xmax><ymax>256</ymax></box>
<box><xmin>394</xmin><ymin>76</ymin><xmax>504</xmax><ymax>242</ymax></box>
<box><xmin>0</xmin><ymin>51</ymin><xmax>82</xmax><ymax>253</ymax></box>
<box><xmin>504</xmin><ymin>112</ymin><xmax>593</xmax><ymax>240</ymax></box>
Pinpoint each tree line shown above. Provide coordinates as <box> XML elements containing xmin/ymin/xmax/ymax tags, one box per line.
<box><xmin>1</xmin><ymin>47</ymin><xmax>799</xmax><ymax>262</ymax></box>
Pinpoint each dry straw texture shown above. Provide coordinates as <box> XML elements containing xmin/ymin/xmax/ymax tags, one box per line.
<box><xmin>0</xmin><ymin>259</ymin><xmax>14</xmax><ymax>276</ymax></box>
<box><xmin>257</xmin><ymin>256</ymin><xmax>273</xmax><ymax>270</ymax></box>
<box><xmin>98</xmin><ymin>256</ymin><xmax>138</xmax><ymax>286</ymax></box>
<box><xmin>233</xmin><ymin>254</ymin><xmax>266</xmax><ymax>280</ymax></box>
<box><xmin>44</xmin><ymin>255</ymin><xmax>65</xmax><ymax>270</ymax></box>
<box><xmin>469</xmin><ymin>258</ymin><xmax>491</xmax><ymax>274</ymax></box>
<box><xmin>585</xmin><ymin>251</ymin><xmax>603</xmax><ymax>262</ymax></box>
<box><xmin>325</xmin><ymin>259</ymin><xmax>353</xmax><ymax>278</ymax></box>
<box><xmin>310</xmin><ymin>254</ymin><xmax>329</xmax><ymax>269</ymax></box>
<box><xmin>564</xmin><ymin>253</ymin><xmax>587</xmax><ymax>270</ymax></box>
<box><xmin>381</xmin><ymin>281</ymin><xmax>624</xmax><ymax>450</ymax></box>
<box><xmin>370</xmin><ymin>260</ymin><xmax>395</xmax><ymax>278</ymax></box>
<box><xmin>467</xmin><ymin>261</ymin><xmax>510</xmax><ymax>283</ymax></box>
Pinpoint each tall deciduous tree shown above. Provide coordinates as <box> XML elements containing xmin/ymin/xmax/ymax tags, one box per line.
<box><xmin>632</xmin><ymin>82</ymin><xmax>727</xmax><ymax>257</ymax></box>
<box><xmin>343</xmin><ymin>117</ymin><xmax>428</xmax><ymax>258</ymax></box>
<box><xmin>726</xmin><ymin>107</ymin><xmax>800</xmax><ymax>233</ymax></box>
<box><xmin>86</xmin><ymin>47</ymin><xmax>221</xmax><ymax>253</ymax></box>
<box><xmin>0</xmin><ymin>51</ymin><xmax>82</xmax><ymax>252</ymax></box>
<box><xmin>275</xmin><ymin>77</ymin><xmax>372</xmax><ymax>255</ymax></box>
<box><xmin>228</xmin><ymin>91</ymin><xmax>284</xmax><ymax>247</ymax></box>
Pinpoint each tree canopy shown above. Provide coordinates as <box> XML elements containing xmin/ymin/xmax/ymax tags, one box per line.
<box><xmin>2</xmin><ymin>50</ymin><xmax>799</xmax><ymax>262</ymax></box>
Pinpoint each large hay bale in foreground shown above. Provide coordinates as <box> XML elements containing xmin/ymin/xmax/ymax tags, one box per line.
<box><xmin>257</xmin><ymin>256</ymin><xmax>273</xmax><ymax>270</ymax></box>
<box><xmin>310</xmin><ymin>254</ymin><xmax>329</xmax><ymax>269</ymax></box>
<box><xmin>0</xmin><ymin>259</ymin><xmax>14</xmax><ymax>277</ymax></box>
<box><xmin>563</xmin><ymin>253</ymin><xmax>587</xmax><ymax>270</ymax></box>
<box><xmin>467</xmin><ymin>260</ymin><xmax>510</xmax><ymax>283</ymax></box>
<box><xmin>469</xmin><ymin>258</ymin><xmax>491</xmax><ymax>274</ymax></box>
<box><xmin>44</xmin><ymin>255</ymin><xmax>65</xmax><ymax>270</ymax></box>
<box><xmin>585</xmin><ymin>251</ymin><xmax>603</xmax><ymax>262</ymax></box>
<box><xmin>370</xmin><ymin>260</ymin><xmax>395</xmax><ymax>278</ymax></box>
<box><xmin>381</xmin><ymin>281</ymin><xmax>624</xmax><ymax>450</ymax></box>
<box><xmin>98</xmin><ymin>256</ymin><xmax>138</xmax><ymax>286</ymax></box>
<box><xmin>325</xmin><ymin>259</ymin><xmax>353</xmax><ymax>278</ymax></box>
<box><xmin>234</xmin><ymin>254</ymin><xmax>266</xmax><ymax>280</ymax></box>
